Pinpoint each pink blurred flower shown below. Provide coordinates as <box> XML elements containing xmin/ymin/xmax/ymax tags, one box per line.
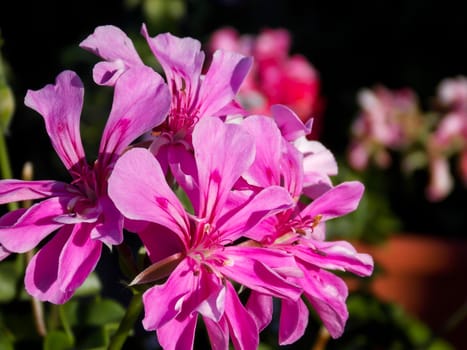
<box><xmin>208</xmin><ymin>27</ymin><xmax>323</xmax><ymax>138</ymax></box>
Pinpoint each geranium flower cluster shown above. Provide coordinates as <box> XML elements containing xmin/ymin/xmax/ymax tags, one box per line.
<box><xmin>208</xmin><ymin>27</ymin><xmax>324</xmax><ymax>138</ymax></box>
<box><xmin>0</xmin><ymin>24</ymin><xmax>373</xmax><ymax>349</ymax></box>
<box><xmin>347</xmin><ymin>79</ymin><xmax>467</xmax><ymax>201</ymax></box>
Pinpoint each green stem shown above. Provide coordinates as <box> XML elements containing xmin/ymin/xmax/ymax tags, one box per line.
<box><xmin>58</xmin><ymin>304</ymin><xmax>74</xmax><ymax>345</ymax></box>
<box><xmin>108</xmin><ymin>291</ymin><xmax>143</xmax><ymax>350</ymax></box>
<box><xmin>0</xmin><ymin>131</ymin><xmax>17</xmax><ymax>211</ymax></box>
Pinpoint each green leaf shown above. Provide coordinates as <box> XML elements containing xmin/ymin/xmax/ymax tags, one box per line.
<box><xmin>43</xmin><ymin>331</ymin><xmax>74</xmax><ymax>350</ymax></box>
<box><xmin>0</xmin><ymin>86</ymin><xmax>14</xmax><ymax>133</ymax></box>
<box><xmin>82</xmin><ymin>298</ymin><xmax>125</xmax><ymax>326</ymax></box>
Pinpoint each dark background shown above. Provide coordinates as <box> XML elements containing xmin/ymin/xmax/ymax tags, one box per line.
<box><xmin>1</xmin><ymin>0</ymin><xmax>467</xmax><ymax>171</ymax></box>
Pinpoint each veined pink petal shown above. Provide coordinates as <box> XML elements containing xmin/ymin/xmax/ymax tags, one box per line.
<box><xmin>142</xmin><ymin>25</ymin><xmax>204</xmax><ymax>95</ymax></box>
<box><xmin>224</xmin><ymin>282</ymin><xmax>258</xmax><ymax>350</ymax></box>
<box><xmin>58</xmin><ymin>223</ymin><xmax>102</xmax><ymax>294</ymax></box>
<box><xmin>295</xmin><ymin>240</ymin><xmax>374</xmax><ymax>277</ymax></box>
<box><xmin>98</xmin><ymin>66</ymin><xmax>170</xmax><ymax>161</ymax></box>
<box><xmin>24</xmin><ymin>71</ymin><xmax>86</xmax><ymax>171</ymax></box>
<box><xmin>279</xmin><ymin>298</ymin><xmax>309</xmax><ymax>345</ymax></box>
<box><xmin>302</xmin><ymin>267</ymin><xmax>349</xmax><ymax>338</ymax></box>
<box><xmin>204</xmin><ymin>316</ymin><xmax>229</xmax><ymax>350</ymax></box>
<box><xmin>0</xmin><ymin>180</ymin><xmax>70</xmax><ymax>204</ymax></box>
<box><xmin>280</xmin><ymin>141</ymin><xmax>304</xmax><ymax>198</ymax></box>
<box><xmin>217</xmin><ymin>186</ymin><xmax>294</xmax><ymax>242</ymax></box>
<box><xmin>108</xmin><ymin>148</ymin><xmax>190</xmax><ymax>243</ymax></box>
<box><xmin>24</xmin><ymin>226</ymin><xmax>74</xmax><ymax>304</ymax></box>
<box><xmin>0</xmin><ymin>197</ymin><xmax>66</xmax><ymax>253</ymax></box>
<box><xmin>246</xmin><ymin>291</ymin><xmax>273</xmax><ymax>332</ymax></box>
<box><xmin>219</xmin><ymin>246</ymin><xmax>302</xmax><ymax>300</ymax></box>
<box><xmin>241</xmin><ymin>116</ymin><xmax>282</xmax><ymax>188</ymax></box>
<box><xmin>198</xmin><ymin>50</ymin><xmax>252</xmax><ymax>118</ymax></box>
<box><xmin>301</xmin><ymin>181</ymin><xmax>364</xmax><ymax>221</ymax></box>
<box><xmin>79</xmin><ymin>25</ymin><xmax>143</xmax><ymax>86</ymax></box>
<box><xmin>156</xmin><ymin>314</ymin><xmax>197</xmax><ymax>350</ymax></box>
<box><xmin>142</xmin><ymin>259</ymin><xmax>194</xmax><ymax>330</ymax></box>
<box><xmin>271</xmin><ymin>104</ymin><xmax>312</xmax><ymax>141</ymax></box>
<box><xmin>192</xmin><ymin>117</ymin><xmax>255</xmax><ymax>220</ymax></box>
<box><xmin>89</xmin><ymin>195</ymin><xmax>124</xmax><ymax>246</ymax></box>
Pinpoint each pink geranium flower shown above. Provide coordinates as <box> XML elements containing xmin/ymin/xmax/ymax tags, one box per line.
<box><xmin>108</xmin><ymin>117</ymin><xmax>303</xmax><ymax>350</ymax></box>
<box><xmin>239</xmin><ymin>113</ymin><xmax>373</xmax><ymax>342</ymax></box>
<box><xmin>0</xmin><ymin>67</ymin><xmax>170</xmax><ymax>303</ymax></box>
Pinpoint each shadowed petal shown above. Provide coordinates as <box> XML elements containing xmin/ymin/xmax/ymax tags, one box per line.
<box><xmin>0</xmin><ymin>197</ymin><xmax>66</xmax><ymax>253</ymax></box>
<box><xmin>272</xmin><ymin>104</ymin><xmax>312</xmax><ymax>141</ymax></box>
<box><xmin>24</xmin><ymin>71</ymin><xmax>85</xmax><ymax>171</ymax></box>
<box><xmin>0</xmin><ymin>210</ymin><xmax>27</xmax><ymax>261</ymax></box>
<box><xmin>99</xmin><ymin>66</ymin><xmax>170</xmax><ymax>162</ymax></box>
<box><xmin>108</xmin><ymin>148</ymin><xmax>189</xmax><ymax>243</ymax></box>
<box><xmin>24</xmin><ymin>226</ymin><xmax>73</xmax><ymax>304</ymax></box>
<box><xmin>58</xmin><ymin>223</ymin><xmax>102</xmax><ymax>294</ymax></box>
<box><xmin>279</xmin><ymin>298</ymin><xmax>309</xmax><ymax>345</ymax></box>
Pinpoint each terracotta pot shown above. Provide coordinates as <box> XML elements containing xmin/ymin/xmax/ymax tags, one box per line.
<box><xmin>348</xmin><ymin>234</ymin><xmax>467</xmax><ymax>348</ymax></box>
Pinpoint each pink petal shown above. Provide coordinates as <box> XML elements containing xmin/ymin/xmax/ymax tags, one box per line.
<box><xmin>0</xmin><ymin>180</ymin><xmax>69</xmax><ymax>204</ymax></box>
<box><xmin>0</xmin><ymin>245</ymin><xmax>10</xmax><ymax>261</ymax></box>
<box><xmin>280</xmin><ymin>141</ymin><xmax>304</xmax><ymax>198</ymax></box>
<box><xmin>142</xmin><ymin>259</ymin><xmax>194</xmax><ymax>330</ymax></box>
<box><xmin>142</xmin><ymin>25</ymin><xmax>204</xmax><ymax>95</ymax></box>
<box><xmin>0</xmin><ymin>197</ymin><xmax>66</xmax><ymax>253</ymax></box>
<box><xmin>24</xmin><ymin>226</ymin><xmax>73</xmax><ymax>304</ymax></box>
<box><xmin>279</xmin><ymin>298</ymin><xmax>309</xmax><ymax>345</ymax></box>
<box><xmin>204</xmin><ymin>316</ymin><xmax>229</xmax><ymax>350</ymax></box>
<box><xmin>24</xmin><ymin>70</ymin><xmax>86</xmax><ymax>171</ymax></box>
<box><xmin>58</xmin><ymin>223</ymin><xmax>102</xmax><ymax>294</ymax></box>
<box><xmin>108</xmin><ymin>148</ymin><xmax>190</xmax><ymax>244</ymax></box>
<box><xmin>157</xmin><ymin>314</ymin><xmax>197</xmax><ymax>350</ymax></box>
<box><xmin>217</xmin><ymin>186</ymin><xmax>293</xmax><ymax>242</ymax></box>
<box><xmin>224</xmin><ymin>282</ymin><xmax>258</xmax><ymax>350</ymax></box>
<box><xmin>219</xmin><ymin>247</ymin><xmax>302</xmax><ymax>300</ymax></box>
<box><xmin>295</xmin><ymin>239</ymin><xmax>374</xmax><ymax>277</ymax></box>
<box><xmin>0</xmin><ymin>210</ymin><xmax>26</xmax><ymax>261</ymax></box>
<box><xmin>138</xmin><ymin>223</ymin><xmax>185</xmax><ymax>263</ymax></box>
<box><xmin>302</xmin><ymin>267</ymin><xmax>349</xmax><ymax>338</ymax></box>
<box><xmin>241</xmin><ymin>116</ymin><xmax>282</xmax><ymax>188</ymax></box>
<box><xmin>192</xmin><ymin>117</ymin><xmax>255</xmax><ymax>220</ymax></box>
<box><xmin>79</xmin><ymin>25</ymin><xmax>143</xmax><ymax>86</ymax></box>
<box><xmin>246</xmin><ymin>291</ymin><xmax>273</xmax><ymax>332</ymax></box>
<box><xmin>301</xmin><ymin>181</ymin><xmax>364</xmax><ymax>222</ymax></box>
<box><xmin>98</xmin><ymin>66</ymin><xmax>170</xmax><ymax>162</ymax></box>
<box><xmin>271</xmin><ymin>104</ymin><xmax>312</xmax><ymax>141</ymax></box>
<box><xmin>198</xmin><ymin>50</ymin><xmax>252</xmax><ymax>118</ymax></box>
<box><xmin>89</xmin><ymin>195</ymin><xmax>123</xmax><ymax>245</ymax></box>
